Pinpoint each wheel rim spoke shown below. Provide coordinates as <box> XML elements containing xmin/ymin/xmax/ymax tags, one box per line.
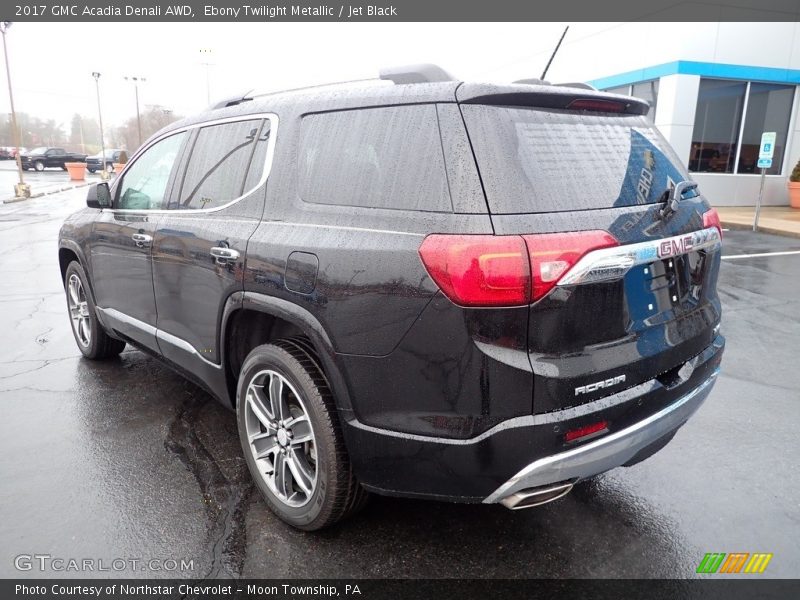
<box><xmin>247</xmin><ymin>386</ymin><xmax>274</xmax><ymax>429</ymax></box>
<box><xmin>273</xmin><ymin>451</ymin><xmax>290</xmax><ymax>497</ymax></box>
<box><xmin>268</xmin><ymin>373</ymin><xmax>289</xmax><ymax>422</ymax></box>
<box><xmin>286</xmin><ymin>449</ymin><xmax>314</xmax><ymax>496</ymax></box>
<box><xmin>288</xmin><ymin>417</ymin><xmax>313</xmax><ymax>446</ymax></box>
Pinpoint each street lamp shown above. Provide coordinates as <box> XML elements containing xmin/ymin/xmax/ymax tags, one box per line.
<box><xmin>199</xmin><ymin>48</ymin><xmax>213</xmax><ymax>105</ymax></box>
<box><xmin>0</xmin><ymin>22</ymin><xmax>29</xmax><ymax>198</ymax></box>
<box><xmin>124</xmin><ymin>76</ymin><xmax>145</xmax><ymax>147</ymax></box>
<box><xmin>91</xmin><ymin>72</ymin><xmax>108</xmax><ymax>180</ymax></box>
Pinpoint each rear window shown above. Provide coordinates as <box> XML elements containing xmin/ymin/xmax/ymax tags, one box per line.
<box><xmin>461</xmin><ymin>105</ymin><xmax>692</xmax><ymax>214</ymax></box>
<box><xmin>298</xmin><ymin>105</ymin><xmax>452</xmax><ymax>212</ymax></box>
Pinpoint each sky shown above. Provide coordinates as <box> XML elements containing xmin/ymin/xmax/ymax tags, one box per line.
<box><xmin>0</xmin><ymin>22</ymin><xmax>630</xmax><ymax>132</ymax></box>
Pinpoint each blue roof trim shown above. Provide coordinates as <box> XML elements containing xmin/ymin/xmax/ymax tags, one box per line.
<box><xmin>589</xmin><ymin>60</ymin><xmax>800</xmax><ymax>89</ymax></box>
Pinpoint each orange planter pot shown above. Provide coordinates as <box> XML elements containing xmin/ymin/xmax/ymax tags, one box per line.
<box><xmin>788</xmin><ymin>181</ymin><xmax>800</xmax><ymax>209</ymax></box>
<box><xmin>65</xmin><ymin>162</ymin><xmax>86</xmax><ymax>181</ymax></box>
<box><xmin>113</xmin><ymin>163</ymin><xmax>126</xmax><ymax>174</ymax></box>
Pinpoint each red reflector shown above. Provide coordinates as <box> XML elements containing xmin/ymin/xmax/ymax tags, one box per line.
<box><xmin>703</xmin><ymin>207</ymin><xmax>723</xmax><ymax>238</ymax></box>
<box><xmin>565</xmin><ymin>420</ymin><xmax>608</xmax><ymax>443</ymax></box>
<box><xmin>419</xmin><ymin>231</ymin><xmax>619</xmax><ymax>307</ymax></box>
<box><xmin>567</xmin><ymin>99</ymin><xmax>626</xmax><ymax>113</ymax></box>
<box><xmin>418</xmin><ymin>235</ymin><xmax>530</xmax><ymax>307</ymax></box>
<box><xmin>522</xmin><ymin>231</ymin><xmax>619</xmax><ymax>301</ymax></box>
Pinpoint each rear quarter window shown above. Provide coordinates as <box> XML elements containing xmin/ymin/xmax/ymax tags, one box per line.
<box><xmin>462</xmin><ymin>105</ymin><xmax>692</xmax><ymax>214</ymax></box>
<box><xmin>297</xmin><ymin>105</ymin><xmax>453</xmax><ymax>212</ymax></box>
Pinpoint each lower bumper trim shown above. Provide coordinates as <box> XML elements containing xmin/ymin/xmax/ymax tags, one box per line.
<box><xmin>484</xmin><ymin>367</ymin><xmax>719</xmax><ymax>505</ymax></box>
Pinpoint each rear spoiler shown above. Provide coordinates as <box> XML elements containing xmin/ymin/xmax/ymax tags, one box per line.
<box><xmin>456</xmin><ymin>83</ymin><xmax>650</xmax><ymax>116</ymax></box>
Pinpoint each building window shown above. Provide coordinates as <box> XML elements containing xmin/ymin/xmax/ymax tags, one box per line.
<box><xmin>632</xmin><ymin>80</ymin><xmax>659</xmax><ymax>121</ymax></box>
<box><xmin>689</xmin><ymin>79</ymin><xmax>746</xmax><ymax>173</ymax></box>
<box><xmin>737</xmin><ymin>83</ymin><xmax>794</xmax><ymax>175</ymax></box>
<box><xmin>603</xmin><ymin>81</ymin><xmax>658</xmax><ymax>121</ymax></box>
<box><xmin>690</xmin><ymin>78</ymin><xmax>795</xmax><ymax>175</ymax></box>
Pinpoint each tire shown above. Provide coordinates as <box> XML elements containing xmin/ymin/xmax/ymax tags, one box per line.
<box><xmin>237</xmin><ymin>341</ymin><xmax>367</xmax><ymax>530</ymax></box>
<box><xmin>34</xmin><ymin>160</ymin><xmax>44</xmax><ymax>172</ymax></box>
<box><xmin>64</xmin><ymin>261</ymin><xmax>126</xmax><ymax>359</ymax></box>
<box><xmin>60</xmin><ymin>165</ymin><xmax>67</xmax><ymax>171</ymax></box>
<box><xmin>88</xmin><ymin>168</ymin><xmax>96</xmax><ymax>174</ymax></box>
<box><xmin>106</xmin><ymin>163</ymin><xmax>114</xmax><ymax>173</ymax></box>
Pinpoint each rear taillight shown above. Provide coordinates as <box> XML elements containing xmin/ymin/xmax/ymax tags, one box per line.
<box><xmin>703</xmin><ymin>207</ymin><xmax>723</xmax><ymax>238</ymax></box>
<box><xmin>565</xmin><ymin>420</ymin><xmax>609</xmax><ymax>443</ymax></box>
<box><xmin>522</xmin><ymin>231</ymin><xmax>619</xmax><ymax>301</ymax></box>
<box><xmin>418</xmin><ymin>231</ymin><xmax>619</xmax><ymax>307</ymax></box>
<box><xmin>417</xmin><ymin>235</ymin><xmax>530</xmax><ymax>307</ymax></box>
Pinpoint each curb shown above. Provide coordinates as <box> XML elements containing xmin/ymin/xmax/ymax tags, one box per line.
<box><xmin>721</xmin><ymin>220</ymin><xmax>800</xmax><ymax>239</ymax></box>
<box><xmin>2</xmin><ymin>180</ymin><xmax>93</xmax><ymax>204</ymax></box>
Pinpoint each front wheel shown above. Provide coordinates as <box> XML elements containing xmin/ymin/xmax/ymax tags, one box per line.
<box><xmin>237</xmin><ymin>341</ymin><xmax>367</xmax><ymax>530</ymax></box>
<box><xmin>34</xmin><ymin>161</ymin><xmax>44</xmax><ymax>172</ymax></box>
<box><xmin>64</xmin><ymin>261</ymin><xmax>126</xmax><ymax>359</ymax></box>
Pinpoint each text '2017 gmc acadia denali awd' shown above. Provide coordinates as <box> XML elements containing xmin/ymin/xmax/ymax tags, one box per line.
<box><xmin>58</xmin><ymin>64</ymin><xmax>724</xmax><ymax>530</ymax></box>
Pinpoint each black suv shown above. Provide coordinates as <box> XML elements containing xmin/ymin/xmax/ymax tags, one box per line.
<box><xmin>58</xmin><ymin>65</ymin><xmax>724</xmax><ymax>530</ymax></box>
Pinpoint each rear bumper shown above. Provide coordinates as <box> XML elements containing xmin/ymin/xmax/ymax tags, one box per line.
<box><xmin>483</xmin><ymin>367</ymin><xmax>719</xmax><ymax>505</ymax></box>
<box><xmin>343</xmin><ymin>335</ymin><xmax>724</xmax><ymax>502</ymax></box>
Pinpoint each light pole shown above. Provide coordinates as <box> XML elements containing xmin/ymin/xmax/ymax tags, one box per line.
<box><xmin>91</xmin><ymin>72</ymin><xmax>107</xmax><ymax>179</ymax></box>
<box><xmin>199</xmin><ymin>48</ymin><xmax>213</xmax><ymax>105</ymax></box>
<box><xmin>0</xmin><ymin>22</ymin><xmax>28</xmax><ymax>198</ymax></box>
<box><xmin>124</xmin><ymin>76</ymin><xmax>145</xmax><ymax>147</ymax></box>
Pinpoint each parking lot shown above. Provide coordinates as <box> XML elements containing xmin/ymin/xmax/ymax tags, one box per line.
<box><xmin>0</xmin><ymin>187</ymin><xmax>797</xmax><ymax>579</ymax></box>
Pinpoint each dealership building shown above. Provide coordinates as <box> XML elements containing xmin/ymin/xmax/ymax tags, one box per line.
<box><xmin>554</xmin><ymin>23</ymin><xmax>800</xmax><ymax>207</ymax></box>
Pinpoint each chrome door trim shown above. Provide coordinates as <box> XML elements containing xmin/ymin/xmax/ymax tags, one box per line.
<box><xmin>105</xmin><ymin>112</ymin><xmax>279</xmax><ymax>216</ymax></box>
<box><xmin>95</xmin><ymin>306</ymin><xmax>221</xmax><ymax>370</ymax></box>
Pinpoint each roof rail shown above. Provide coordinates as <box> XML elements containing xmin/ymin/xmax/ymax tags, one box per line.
<box><xmin>513</xmin><ymin>78</ymin><xmax>550</xmax><ymax>86</ymax></box>
<box><xmin>379</xmin><ymin>63</ymin><xmax>456</xmax><ymax>85</ymax></box>
<box><xmin>553</xmin><ymin>82</ymin><xmax>597</xmax><ymax>91</ymax></box>
<box><xmin>209</xmin><ymin>90</ymin><xmax>255</xmax><ymax>110</ymax></box>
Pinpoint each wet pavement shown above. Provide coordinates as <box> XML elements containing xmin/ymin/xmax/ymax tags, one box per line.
<box><xmin>0</xmin><ymin>188</ymin><xmax>798</xmax><ymax>579</ymax></box>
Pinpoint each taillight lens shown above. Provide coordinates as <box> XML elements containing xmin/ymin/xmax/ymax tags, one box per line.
<box><xmin>703</xmin><ymin>207</ymin><xmax>723</xmax><ymax>238</ymax></box>
<box><xmin>418</xmin><ymin>230</ymin><xmax>619</xmax><ymax>307</ymax></box>
<box><xmin>523</xmin><ymin>231</ymin><xmax>619</xmax><ymax>301</ymax></box>
<box><xmin>418</xmin><ymin>235</ymin><xmax>530</xmax><ymax>307</ymax></box>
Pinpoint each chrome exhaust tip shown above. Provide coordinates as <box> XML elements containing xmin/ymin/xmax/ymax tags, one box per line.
<box><xmin>499</xmin><ymin>481</ymin><xmax>573</xmax><ymax>510</ymax></box>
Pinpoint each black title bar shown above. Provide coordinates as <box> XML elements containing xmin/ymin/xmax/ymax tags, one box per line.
<box><xmin>3</xmin><ymin>0</ymin><xmax>800</xmax><ymax>22</ymax></box>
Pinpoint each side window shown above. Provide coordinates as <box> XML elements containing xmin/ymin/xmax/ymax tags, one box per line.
<box><xmin>172</xmin><ymin>119</ymin><xmax>264</xmax><ymax>210</ymax></box>
<box><xmin>116</xmin><ymin>132</ymin><xmax>187</xmax><ymax>210</ymax></box>
<box><xmin>242</xmin><ymin>121</ymin><xmax>271</xmax><ymax>192</ymax></box>
<box><xmin>298</xmin><ymin>105</ymin><xmax>452</xmax><ymax>212</ymax></box>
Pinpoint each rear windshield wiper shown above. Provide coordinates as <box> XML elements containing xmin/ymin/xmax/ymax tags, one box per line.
<box><xmin>659</xmin><ymin>180</ymin><xmax>698</xmax><ymax>220</ymax></box>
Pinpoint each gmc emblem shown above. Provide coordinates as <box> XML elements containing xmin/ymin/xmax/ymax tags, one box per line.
<box><xmin>658</xmin><ymin>235</ymin><xmax>693</xmax><ymax>258</ymax></box>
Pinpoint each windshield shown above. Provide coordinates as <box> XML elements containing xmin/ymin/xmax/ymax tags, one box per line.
<box><xmin>461</xmin><ymin>105</ymin><xmax>694</xmax><ymax>214</ymax></box>
<box><xmin>27</xmin><ymin>147</ymin><xmax>48</xmax><ymax>154</ymax></box>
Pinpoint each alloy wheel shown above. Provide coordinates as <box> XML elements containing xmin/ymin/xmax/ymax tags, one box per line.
<box><xmin>67</xmin><ymin>273</ymin><xmax>91</xmax><ymax>347</ymax></box>
<box><xmin>244</xmin><ymin>369</ymin><xmax>318</xmax><ymax>507</ymax></box>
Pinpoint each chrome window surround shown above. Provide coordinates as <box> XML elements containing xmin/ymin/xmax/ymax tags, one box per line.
<box><xmin>557</xmin><ymin>226</ymin><xmax>722</xmax><ymax>287</ymax></box>
<box><xmin>105</xmin><ymin>112</ymin><xmax>279</xmax><ymax>215</ymax></box>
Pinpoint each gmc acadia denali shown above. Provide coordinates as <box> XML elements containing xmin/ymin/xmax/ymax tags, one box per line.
<box><xmin>58</xmin><ymin>65</ymin><xmax>724</xmax><ymax>530</ymax></box>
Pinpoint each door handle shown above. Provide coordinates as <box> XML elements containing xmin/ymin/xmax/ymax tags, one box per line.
<box><xmin>132</xmin><ymin>233</ymin><xmax>152</xmax><ymax>247</ymax></box>
<box><xmin>210</xmin><ymin>246</ymin><xmax>240</xmax><ymax>264</ymax></box>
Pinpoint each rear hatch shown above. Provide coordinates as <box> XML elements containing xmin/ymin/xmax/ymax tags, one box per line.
<box><xmin>458</xmin><ymin>86</ymin><xmax>722</xmax><ymax>414</ymax></box>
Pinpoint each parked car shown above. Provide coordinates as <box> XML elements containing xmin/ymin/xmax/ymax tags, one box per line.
<box><xmin>86</xmin><ymin>149</ymin><xmax>128</xmax><ymax>173</ymax></box>
<box><xmin>58</xmin><ymin>65</ymin><xmax>724</xmax><ymax>531</ymax></box>
<box><xmin>21</xmin><ymin>147</ymin><xmax>87</xmax><ymax>171</ymax></box>
<box><xmin>0</xmin><ymin>147</ymin><xmax>11</xmax><ymax>160</ymax></box>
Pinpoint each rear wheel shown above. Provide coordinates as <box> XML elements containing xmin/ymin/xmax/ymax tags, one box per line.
<box><xmin>237</xmin><ymin>341</ymin><xmax>367</xmax><ymax>530</ymax></box>
<box><xmin>87</xmin><ymin>168</ymin><xmax>97</xmax><ymax>174</ymax></box>
<box><xmin>64</xmin><ymin>261</ymin><xmax>126</xmax><ymax>359</ymax></box>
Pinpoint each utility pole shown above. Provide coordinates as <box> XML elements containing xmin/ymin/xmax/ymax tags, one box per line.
<box><xmin>91</xmin><ymin>72</ymin><xmax>107</xmax><ymax>179</ymax></box>
<box><xmin>1</xmin><ymin>22</ymin><xmax>29</xmax><ymax>198</ymax></box>
<box><xmin>124</xmin><ymin>76</ymin><xmax>145</xmax><ymax>147</ymax></box>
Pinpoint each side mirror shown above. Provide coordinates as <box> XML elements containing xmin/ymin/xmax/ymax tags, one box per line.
<box><xmin>86</xmin><ymin>182</ymin><xmax>112</xmax><ymax>209</ymax></box>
